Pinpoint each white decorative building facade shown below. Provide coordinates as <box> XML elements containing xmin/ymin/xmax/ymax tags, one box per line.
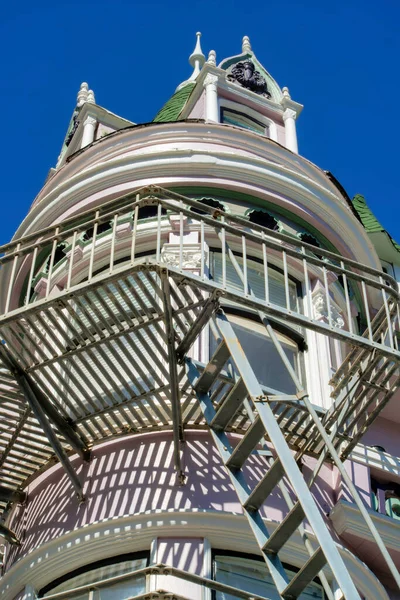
<box><xmin>0</xmin><ymin>34</ymin><xmax>400</xmax><ymax>600</ymax></box>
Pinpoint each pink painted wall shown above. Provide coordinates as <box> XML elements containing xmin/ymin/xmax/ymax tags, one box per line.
<box><xmin>187</xmin><ymin>91</ymin><xmax>205</xmax><ymax>119</ymax></box>
<box><xmin>5</xmin><ymin>431</ymin><xmax>337</xmax><ymax>572</ymax></box>
<box><xmin>362</xmin><ymin>416</ymin><xmax>400</xmax><ymax>459</ymax></box>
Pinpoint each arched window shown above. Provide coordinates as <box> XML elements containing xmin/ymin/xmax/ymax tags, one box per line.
<box><xmin>40</xmin><ymin>553</ymin><xmax>148</xmax><ymax>598</ymax></box>
<box><xmin>210</xmin><ymin>313</ymin><xmax>304</xmax><ymax>395</ymax></box>
<box><xmin>214</xmin><ymin>553</ymin><xmax>324</xmax><ymax>600</ymax></box>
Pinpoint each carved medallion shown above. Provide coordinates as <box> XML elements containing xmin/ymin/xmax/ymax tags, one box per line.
<box><xmin>227</xmin><ymin>60</ymin><xmax>271</xmax><ymax>98</ymax></box>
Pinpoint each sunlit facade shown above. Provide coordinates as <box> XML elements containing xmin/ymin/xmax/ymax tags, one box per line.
<box><xmin>0</xmin><ymin>34</ymin><xmax>400</xmax><ymax>600</ymax></box>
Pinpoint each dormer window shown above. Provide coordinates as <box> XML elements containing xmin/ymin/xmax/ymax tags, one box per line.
<box><xmin>221</xmin><ymin>107</ymin><xmax>269</xmax><ymax>137</ymax></box>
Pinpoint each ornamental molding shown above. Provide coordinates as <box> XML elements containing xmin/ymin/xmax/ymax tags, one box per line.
<box><xmin>203</xmin><ymin>73</ymin><xmax>219</xmax><ymax>88</ymax></box>
<box><xmin>84</xmin><ymin>115</ymin><xmax>97</xmax><ymax>127</ymax></box>
<box><xmin>282</xmin><ymin>108</ymin><xmax>297</xmax><ymax>122</ymax></box>
<box><xmin>161</xmin><ymin>243</ymin><xmax>206</xmax><ymax>270</ymax></box>
<box><xmin>311</xmin><ymin>281</ymin><xmax>345</xmax><ymax>328</ymax></box>
<box><xmin>0</xmin><ymin>509</ymin><xmax>388</xmax><ymax>600</ymax></box>
<box><xmin>226</xmin><ymin>60</ymin><xmax>271</xmax><ymax>98</ymax></box>
<box><xmin>330</xmin><ymin>499</ymin><xmax>400</xmax><ymax>553</ymax></box>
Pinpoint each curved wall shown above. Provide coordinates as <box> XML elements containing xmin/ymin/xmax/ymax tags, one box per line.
<box><xmin>1</xmin><ymin>431</ymin><xmax>388</xmax><ymax>600</ymax></box>
<box><xmin>15</xmin><ymin>123</ymin><xmax>380</xmax><ymax>271</ymax></box>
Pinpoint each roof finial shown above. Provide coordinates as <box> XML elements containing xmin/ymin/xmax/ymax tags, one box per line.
<box><xmin>77</xmin><ymin>82</ymin><xmax>88</xmax><ymax>107</ymax></box>
<box><xmin>282</xmin><ymin>86</ymin><xmax>291</xmax><ymax>99</ymax></box>
<box><xmin>87</xmin><ymin>89</ymin><xmax>96</xmax><ymax>104</ymax></box>
<box><xmin>207</xmin><ymin>50</ymin><xmax>217</xmax><ymax>66</ymax></box>
<box><xmin>188</xmin><ymin>32</ymin><xmax>205</xmax><ymax>80</ymax></box>
<box><xmin>242</xmin><ymin>35</ymin><xmax>252</xmax><ymax>53</ymax></box>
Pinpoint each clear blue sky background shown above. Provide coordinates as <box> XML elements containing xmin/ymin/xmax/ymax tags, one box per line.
<box><xmin>1</xmin><ymin>0</ymin><xmax>399</xmax><ymax>245</ymax></box>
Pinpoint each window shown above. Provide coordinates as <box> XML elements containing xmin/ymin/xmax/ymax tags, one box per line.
<box><xmin>214</xmin><ymin>554</ymin><xmax>324</xmax><ymax>600</ymax></box>
<box><xmin>210</xmin><ymin>252</ymin><xmax>299</xmax><ymax>312</ymax></box>
<box><xmin>210</xmin><ymin>314</ymin><xmax>303</xmax><ymax>395</ymax></box>
<box><xmin>221</xmin><ymin>108</ymin><xmax>269</xmax><ymax>137</ymax></box>
<box><xmin>40</xmin><ymin>554</ymin><xmax>148</xmax><ymax>599</ymax></box>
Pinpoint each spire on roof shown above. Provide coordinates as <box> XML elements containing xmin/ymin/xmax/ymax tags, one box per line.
<box><xmin>87</xmin><ymin>88</ymin><xmax>96</xmax><ymax>104</ymax></box>
<box><xmin>242</xmin><ymin>35</ymin><xmax>252</xmax><ymax>53</ymax></box>
<box><xmin>77</xmin><ymin>82</ymin><xmax>89</xmax><ymax>107</ymax></box>
<box><xmin>207</xmin><ymin>50</ymin><xmax>217</xmax><ymax>66</ymax></box>
<box><xmin>188</xmin><ymin>32</ymin><xmax>205</xmax><ymax>81</ymax></box>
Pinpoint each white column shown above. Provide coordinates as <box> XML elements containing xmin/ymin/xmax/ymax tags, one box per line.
<box><xmin>81</xmin><ymin>115</ymin><xmax>97</xmax><ymax>148</ymax></box>
<box><xmin>203</xmin><ymin>74</ymin><xmax>219</xmax><ymax>123</ymax></box>
<box><xmin>283</xmin><ymin>108</ymin><xmax>298</xmax><ymax>153</ymax></box>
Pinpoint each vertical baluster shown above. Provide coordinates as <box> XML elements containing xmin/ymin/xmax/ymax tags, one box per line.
<box><xmin>302</xmin><ymin>246</ymin><xmax>312</xmax><ymax>318</ymax></box>
<box><xmin>131</xmin><ymin>201</ymin><xmax>139</xmax><ymax>264</ymax></box>
<box><xmin>323</xmin><ymin>266</ymin><xmax>333</xmax><ymax>328</ymax></box>
<box><xmin>25</xmin><ymin>245</ymin><xmax>38</xmax><ymax>306</ymax></box>
<box><xmin>88</xmin><ymin>211</ymin><xmax>99</xmax><ymax>282</ymax></box>
<box><xmin>262</xmin><ymin>232</ymin><xmax>269</xmax><ymax>304</ymax></box>
<box><xmin>361</xmin><ymin>279</ymin><xmax>373</xmax><ymax>341</ymax></box>
<box><xmin>340</xmin><ymin>261</ymin><xmax>353</xmax><ymax>335</ymax></box>
<box><xmin>242</xmin><ymin>235</ymin><xmax>248</xmax><ymax>295</ymax></box>
<box><xmin>221</xmin><ymin>217</ymin><xmax>226</xmax><ymax>289</ymax></box>
<box><xmin>282</xmin><ymin>250</ymin><xmax>290</xmax><ymax>310</ymax></box>
<box><xmin>66</xmin><ymin>231</ymin><xmax>77</xmax><ymax>291</ymax></box>
<box><xmin>110</xmin><ymin>213</ymin><xmax>118</xmax><ymax>273</ymax></box>
<box><xmin>179</xmin><ymin>201</ymin><xmax>183</xmax><ymax>270</ymax></box>
<box><xmin>156</xmin><ymin>202</ymin><xmax>162</xmax><ymax>262</ymax></box>
<box><xmin>46</xmin><ymin>228</ymin><xmax>60</xmax><ymax>299</ymax></box>
<box><xmin>380</xmin><ymin>276</ymin><xmax>394</xmax><ymax>349</ymax></box>
<box><xmin>200</xmin><ymin>220</ymin><xmax>205</xmax><ymax>280</ymax></box>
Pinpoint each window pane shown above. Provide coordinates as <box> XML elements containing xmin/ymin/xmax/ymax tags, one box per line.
<box><xmin>211</xmin><ymin>253</ymin><xmax>297</xmax><ymax>311</ymax></box>
<box><xmin>43</xmin><ymin>558</ymin><xmax>147</xmax><ymax>598</ymax></box>
<box><xmin>231</xmin><ymin>316</ymin><xmax>298</xmax><ymax>394</ymax></box>
<box><xmin>214</xmin><ymin>556</ymin><xmax>323</xmax><ymax>600</ymax></box>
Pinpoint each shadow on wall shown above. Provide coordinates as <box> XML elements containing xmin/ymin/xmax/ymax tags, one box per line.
<box><xmin>7</xmin><ymin>431</ymin><xmax>336</xmax><ymax>569</ymax></box>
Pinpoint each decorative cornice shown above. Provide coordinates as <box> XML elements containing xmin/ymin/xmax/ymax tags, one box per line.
<box><xmin>330</xmin><ymin>499</ymin><xmax>400</xmax><ymax>552</ymax></box>
<box><xmin>0</xmin><ymin>509</ymin><xmax>389</xmax><ymax>600</ymax></box>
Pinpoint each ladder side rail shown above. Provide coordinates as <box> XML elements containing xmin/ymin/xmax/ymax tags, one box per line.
<box><xmin>214</xmin><ymin>312</ymin><xmax>361</xmax><ymax>600</ymax></box>
<box><xmin>216</xmin><ymin>237</ymin><xmax>400</xmax><ymax>593</ymax></box>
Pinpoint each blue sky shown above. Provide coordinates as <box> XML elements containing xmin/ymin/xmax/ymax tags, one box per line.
<box><xmin>1</xmin><ymin>0</ymin><xmax>399</xmax><ymax>245</ymax></box>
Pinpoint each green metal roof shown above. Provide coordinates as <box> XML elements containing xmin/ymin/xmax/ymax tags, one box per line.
<box><xmin>153</xmin><ymin>83</ymin><xmax>196</xmax><ymax>123</ymax></box>
<box><xmin>352</xmin><ymin>193</ymin><xmax>400</xmax><ymax>254</ymax></box>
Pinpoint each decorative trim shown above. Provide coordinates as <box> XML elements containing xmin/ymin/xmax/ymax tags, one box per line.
<box><xmin>203</xmin><ymin>74</ymin><xmax>218</xmax><ymax>88</ymax></box>
<box><xmin>161</xmin><ymin>244</ymin><xmax>205</xmax><ymax>269</ymax></box>
<box><xmin>0</xmin><ymin>510</ymin><xmax>389</xmax><ymax>600</ymax></box>
<box><xmin>330</xmin><ymin>499</ymin><xmax>400</xmax><ymax>552</ymax></box>
<box><xmin>312</xmin><ymin>281</ymin><xmax>345</xmax><ymax>328</ymax></box>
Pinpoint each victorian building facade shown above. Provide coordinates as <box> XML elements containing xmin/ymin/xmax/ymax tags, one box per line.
<box><xmin>0</xmin><ymin>34</ymin><xmax>400</xmax><ymax>600</ymax></box>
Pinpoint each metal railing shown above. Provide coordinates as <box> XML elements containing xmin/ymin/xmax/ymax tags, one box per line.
<box><xmin>41</xmin><ymin>563</ymin><xmax>273</xmax><ymax>600</ymax></box>
<box><xmin>0</xmin><ymin>186</ymin><xmax>399</xmax><ymax>359</ymax></box>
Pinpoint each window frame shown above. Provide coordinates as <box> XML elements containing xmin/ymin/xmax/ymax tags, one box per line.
<box><xmin>39</xmin><ymin>551</ymin><xmax>150</xmax><ymax>597</ymax></box>
<box><xmin>219</xmin><ymin>99</ymin><xmax>278</xmax><ymax>142</ymax></box>
<box><xmin>211</xmin><ymin>550</ymin><xmax>326</xmax><ymax>600</ymax></box>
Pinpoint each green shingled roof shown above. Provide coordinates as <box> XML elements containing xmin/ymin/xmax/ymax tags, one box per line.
<box><xmin>352</xmin><ymin>194</ymin><xmax>400</xmax><ymax>253</ymax></box>
<box><xmin>153</xmin><ymin>83</ymin><xmax>196</xmax><ymax>123</ymax></box>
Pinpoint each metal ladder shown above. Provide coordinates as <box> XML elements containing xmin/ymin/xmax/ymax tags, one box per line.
<box><xmin>185</xmin><ymin>306</ymin><xmax>400</xmax><ymax>600</ymax></box>
<box><xmin>186</xmin><ymin>309</ymin><xmax>362</xmax><ymax>600</ymax></box>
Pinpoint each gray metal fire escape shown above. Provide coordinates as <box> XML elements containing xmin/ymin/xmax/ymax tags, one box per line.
<box><xmin>0</xmin><ymin>186</ymin><xmax>399</xmax><ymax>599</ymax></box>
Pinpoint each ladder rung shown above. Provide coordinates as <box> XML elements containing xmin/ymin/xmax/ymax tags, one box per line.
<box><xmin>195</xmin><ymin>342</ymin><xmax>230</xmax><ymax>393</ymax></box>
<box><xmin>210</xmin><ymin>379</ymin><xmax>247</xmax><ymax>431</ymax></box>
<box><xmin>282</xmin><ymin>548</ymin><xmax>326</xmax><ymax>599</ymax></box>
<box><xmin>226</xmin><ymin>417</ymin><xmax>265</xmax><ymax>470</ymax></box>
<box><xmin>244</xmin><ymin>459</ymin><xmax>284</xmax><ymax>512</ymax></box>
<box><xmin>263</xmin><ymin>502</ymin><xmax>305</xmax><ymax>555</ymax></box>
